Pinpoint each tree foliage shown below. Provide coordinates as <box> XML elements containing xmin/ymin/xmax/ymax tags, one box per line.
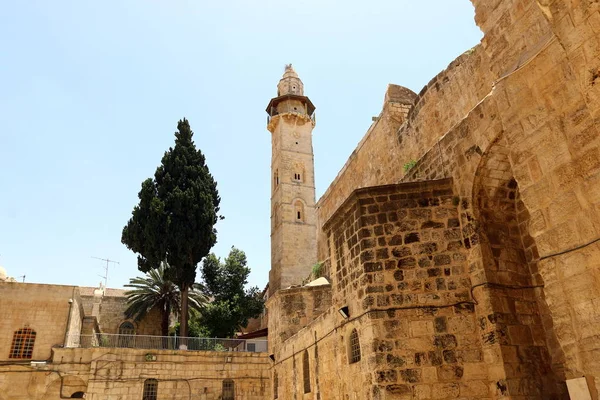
<box><xmin>124</xmin><ymin>263</ymin><xmax>208</xmax><ymax>336</ymax></box>
<box><xmin>121</xmin><ymin>118</ymin><xmax>221</xmax><ymax>336</ymax></box>
<box><xmin>199</xmin><ymin>247</ymin><xmax>264</xmax><ymax>338</ymax></box>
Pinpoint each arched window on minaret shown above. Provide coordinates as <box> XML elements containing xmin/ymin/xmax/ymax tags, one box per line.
<box><xmin>294</xmin><ymin>200</ymin><xmax>305</xmax><ymax>222</ymax></box>
<box><xmin>292</xmin><ymin>163</ymin><xmax>304</xmax><ymax>183</ymax></box>
<box><xmin>274</xmin><ymin>169</ymin><xmax>279</xmax><ymax>188</ymax></box>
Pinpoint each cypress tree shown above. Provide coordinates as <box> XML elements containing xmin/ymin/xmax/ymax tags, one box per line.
<box><xmin>122</xmin><ymin>118</ymin><xmax>221</xmax><ymax>337</ymax></box>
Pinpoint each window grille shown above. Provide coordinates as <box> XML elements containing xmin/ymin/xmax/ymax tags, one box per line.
<box><xmin>119</xmin><ymin>321</ymin><xmax>135</xmax><ymax>335</ymax></box>
<box><xmin>349</xmin><ymin>329</ymin><xmax>361</xmax><ymax>364</ymax></box>
<box><xmin>303</xmin><ymin>350</ymin><xmax>311</xmax><ymax>393</ymax></box>
<box><xmin>142</xmin><ymin>379</ymin><xmax>158</xmax><ymax>400</ymax></box>
<box><xmin>118</xmin><ymin>322</ymin><xmax>135</xmax><ymax>348</ymax></box>
<box><xmin>222</xmin><ymin>379</ymin><xmax>234</xmax><ymax>400</ymax></box>
<box><xmin>274</xmin><ymin>372</ymin><xmax>278</xmax><ymax>399</ymax></box>
<box><xmin>247</xmin><ymin>343</ymin><xmax>256</xmax><ymax>352</ymax></box>
<box><xmin>9</xmin><ymin>328</ymin><xmax>36</xmax><ymax>359</ymax></box>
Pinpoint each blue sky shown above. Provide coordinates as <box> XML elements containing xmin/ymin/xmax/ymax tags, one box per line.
<box><xmin>0</xmin><ymin>1</ymin><xmax>482</xmax><ymax>289</ymax></box>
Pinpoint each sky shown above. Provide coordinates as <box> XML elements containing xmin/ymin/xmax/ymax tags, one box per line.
<box><xmin>0</xmin><ymin>1</ymin><xmax>482</xmax><ymax>290</ymax></box>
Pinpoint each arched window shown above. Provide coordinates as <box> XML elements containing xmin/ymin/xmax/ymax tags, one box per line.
<box><xmin>142</xmin><ymin>379</ymin><xmax>158</xmax><ymax>400</ymax></box>
<box><xmin>222</xmin><ymin>379</ymin><xmax>234</xmax><ymax>400</ymax></box>
<box><xmin>119</xmin><ymin>321</ymin><xmax>135</xmax><ymax>335</ymax></box>
<box><xmin>273</xmin><ymin>372</ymin><xmax>278</xmax><ymax>399</ymax></box>
<box><xmin>9</xmin><ymin>327</ymin><xmax>36</xmax><ymax>359</ymax></box>
<box><xmin>274</xmin><ymin>169</ymin><xmax>279</xmax><ymax>188</ymax></box>
<box><xmin>294</xmin><ymin>200</ymin><xmax>304</xmax><ymax>222</ymax></box>
<box><xmin>303</xmin><ymin>350</ymin><xmax>311</xmax><ymax>393</ymax></box>
<box><xmin>292</xmin><ymin>162</ymin><xmax>305</xmax><ymax>183</ymax></box>
<box><xmin>70</xmin><ymin>392</ymin><xmax>85</xmax><ymax>398</ymax></box>
<box><xmin>118</xmin><ymin>322</ymin><xmax>135</xmax><ymax>348</ymax></box>
<box><xmin>349</xmin><ymin>329</ymin><xmax>361</xmax><ymax>364</ymax></box>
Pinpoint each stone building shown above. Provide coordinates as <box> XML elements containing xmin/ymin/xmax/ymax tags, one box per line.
<box><xmin>0</xmin><ymin>279</ymin><xmax>270</xmax><ymax>399</ymax></box>
<box><xmin>266</xmin><ymin>1</ymin><xmax>600</xmax><ymax>399</ymax></box>
<box><xmin>1</xmin><ymin>0</ymin><xmax>600</xmax><ymax>399</ymax></box>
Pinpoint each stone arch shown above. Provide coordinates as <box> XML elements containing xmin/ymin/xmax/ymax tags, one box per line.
<box><xmin>348</xmin><ymin>328</ymin><xmax>361</xmax><ymax>364</ymax></box>
<box><xmin>118</xmin><ymin>321</ymin><xmax>135</xmax><ymax>335</ymax></box>
<box><xmin>44</xmin><ymin>376</ymin><xmax>87</xmax><ymax>400</ymax></box>
<box><xmin>292</xmin><ymin>162</ymin><xmax>305</xmax><ymax>183</ymax></box>
<box><xmin>293</xmin><ymin>199</ymin><xmax>306</xmax><ymax>223</ymax></box>
<box><xmin>117</xmin><ymin>321</ymin><xmax>136</xmax><ymax>348</ymax></box>
<box><xmin>470</xmin><ymin>134</ymin><xmax>567</xmax><ymax>398</ymax></box>
<box><xmin>9</xmin><ymin>326</ymin><xmax>36</xmax><ymax>359</ymax></box>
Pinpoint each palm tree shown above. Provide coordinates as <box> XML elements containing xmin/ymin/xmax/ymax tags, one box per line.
<box><xmin>124</xmin><ymin>262</ymin><xmax>208</xmax><ymax>336</ymax></box>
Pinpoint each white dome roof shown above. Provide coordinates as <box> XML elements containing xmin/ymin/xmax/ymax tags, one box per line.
<box><xmin>0</xmin><ymin>266</ymin><xmax>7</xmax><ymax>281</ymax></box>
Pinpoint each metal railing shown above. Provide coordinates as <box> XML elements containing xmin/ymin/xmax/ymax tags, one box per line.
<box><xmin>65</xmin><ymin>333</ymin><xmax>267</xmax><ymax>353</ymax></box>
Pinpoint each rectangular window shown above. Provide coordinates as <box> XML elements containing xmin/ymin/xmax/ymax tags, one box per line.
<box><xmin>143</xmin><ymin>379</ymin><xmax>158</xmax><ymax>400</ymax></box>
<box><xmin>247</xmin><ymin>343</ymin><xmax>256</xmax><ymax>352</ymax></box>
<box><xmin>222</xmin><ymin>379</ymin><xmax>234</xmax><ymax>400</ymax></box>
<box><xmin>303</xmin><ymin>351</ymin><xmax>311</xmax><ymax>393</ymax></box>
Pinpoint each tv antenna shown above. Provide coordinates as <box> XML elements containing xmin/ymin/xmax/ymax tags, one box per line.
<box><xmin>91</xmin><ymin>257</ymin><xmax>119</xmax><ymax>288</ymax></box>
<box><xmin>17</xmin><ymin>275</ymin><xmax>25</xmax><ymax>283</ymax></box>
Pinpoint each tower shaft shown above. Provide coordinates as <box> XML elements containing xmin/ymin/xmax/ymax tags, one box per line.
<box><xmin>267</xmin><ymin>65</ymin><xmax>317</xmax><ymax>292</ymax></box>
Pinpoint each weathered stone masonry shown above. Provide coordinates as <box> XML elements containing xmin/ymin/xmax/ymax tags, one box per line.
<box><xmin>269</xmin><ymin>0</ymin><xmax>600</xmax><ymax>398</ymax></box>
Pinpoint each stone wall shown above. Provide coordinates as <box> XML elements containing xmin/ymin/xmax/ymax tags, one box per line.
<box><xmin>0</xmin><ymin>347</ymin><xmax>271</xmax><ymax>400</ymax></box>
<box><xmin>80</xmin><ymin>287</ymin><xmax>163</xmax><ymax>335</ymax></box>
<box><xmin>0</xmin><ymin>282</ymin><xmax>80</xmax><ymax>361</ymax></box>
<box><xmin>296</xmin><ymin>0</ymin><xmax>600</xmax><ymax>397</ymax></box>
<box><xmin>267</xmin><ymin>284</ymin><xmax>332</xmax><ymax>355</ymax></box>
<box><xmin>95</xmin><ymin>295</ymin><xmax>162</xmax><ymax>335</ymax></box>
<box><xmin>315</xmin><ymin>85</ymin><xmax>416</xmax><ymax>260</ymax></box>
<box><xmin>274</xmin><ymin>180</ymin><xmax>522</xmax><ymax>399</ymax></box>
<box><xmin>397</xmin><ymin>0</ymin><xmax>600</xmax><ymax>393</ymax></box>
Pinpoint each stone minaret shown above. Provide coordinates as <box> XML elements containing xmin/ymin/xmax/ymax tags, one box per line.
<box><xmin>266</xmin><ymin>65</ymin><xmax>317</xmax><ymax>292</ymax></box>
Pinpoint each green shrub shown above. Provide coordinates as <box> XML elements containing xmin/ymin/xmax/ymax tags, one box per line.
<box><xmin>403</xmin><ymin>160</ymin><xmax>417</xmax><ymax>173</ymax></box>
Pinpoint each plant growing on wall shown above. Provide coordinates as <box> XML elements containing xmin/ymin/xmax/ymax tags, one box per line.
<box><xmin>311</xmin><ymin>262</ymin><xmax>323</xmax><ymax>278</ymax></box>
<box><xmin>121</xmin><ymin>118</ymin><xmax>222</xmax><ymax>337</ymax></box>
<box><xmin>403</xmin><ymin>160</ymin><xmax>417</xmax><ymax>173</ymax></box>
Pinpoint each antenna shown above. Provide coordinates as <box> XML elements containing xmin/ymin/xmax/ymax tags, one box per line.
<box><xmin>91</xmin><ymin>257</ymin><xmax>119</xmax><ymax>288</ymax></box>
<box><xmin>17</xmin><ymin>275</ymin><xmax>25</xmax><ymax>283</ymax></box>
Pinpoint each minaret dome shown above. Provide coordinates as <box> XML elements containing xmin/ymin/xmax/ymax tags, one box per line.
<box><xmin>277</xmin><ymin>64</ymin><xmax>304</xmax><ymax>96</ymax></box>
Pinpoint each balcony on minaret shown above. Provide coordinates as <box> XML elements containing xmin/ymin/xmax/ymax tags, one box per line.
<box><xmin>266</xmin><ymin>64</ymin><xmax>316</xmax><ymax>125</ymax></box>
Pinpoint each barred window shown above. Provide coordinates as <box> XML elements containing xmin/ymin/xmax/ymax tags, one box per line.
<box><xmin>349</xmin><ymin>329</ymin><xmax>361</xmax><ymax>364</ymax></box>
<box><xmin>274</xmin><ymin>372</ymin><xmax>278</xmax><ymax>399</ymax></box>
<box><xmin>142</xmin><ymin>378</ymin><xmax>158</xmax><ymax>400</ymax></box>
<box><xmin>222</xmin><ymin>379</ymin><xmax>234</xmax><ymax>400</ymax></box>
<box><xmin>9</xmin><ymin>328</ymin><xmax>36</xmax><ymax>359</ymax></box>
<box><xmin>303</xmin><ymin>350</ymin><xmax>311</xmax><ymax>393</ymax></box>
<box><xmin>119</xmin><ymin>321</ymin><xmax>135</xmax><ymax>335</ymax></box>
